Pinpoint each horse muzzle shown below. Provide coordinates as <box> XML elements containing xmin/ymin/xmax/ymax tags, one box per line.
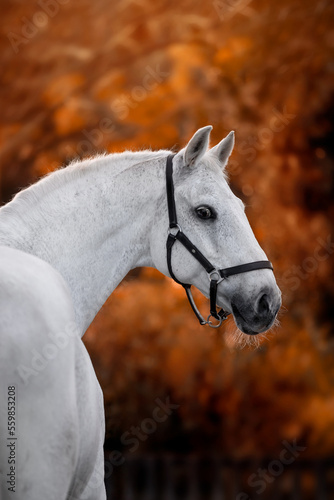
<box><xmin>230</xmin><ymin>287</ymin><xmax>282</xmax><ymax>335</ymax></box>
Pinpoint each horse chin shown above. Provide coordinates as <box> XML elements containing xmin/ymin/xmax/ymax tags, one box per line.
<box><xmin>215</xmin><ymin>301</ymin><xmax>258</xmax><ymax>335</ymax></box>
<box><xmin>235</xmin><ymin>321</ymin><xmax>261</xmax><ymax>336</ymax></box>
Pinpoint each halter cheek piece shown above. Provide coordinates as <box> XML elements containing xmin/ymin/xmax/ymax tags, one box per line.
<box><xmin>165</xmin><ymin>154</ymin><xmax>274</xmax><ymax>328</ymax></box>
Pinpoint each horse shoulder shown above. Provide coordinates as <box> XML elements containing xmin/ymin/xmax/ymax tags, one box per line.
<box><xmin>0</xmin><ymin>245</ymin><xmax>77</xmax><ymax>361</ymax></box>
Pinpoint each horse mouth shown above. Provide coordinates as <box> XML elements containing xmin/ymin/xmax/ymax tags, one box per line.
<box><xmin>231</xmin><ymin>302</ymin><xmax>275</xmax><ymax>336</ymax></box>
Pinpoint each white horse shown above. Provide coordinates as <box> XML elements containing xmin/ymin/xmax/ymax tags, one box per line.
<box><xmin>0</xmin><ymin>126</ymin><xmax>281</xmax><ymax>499</ymax></box>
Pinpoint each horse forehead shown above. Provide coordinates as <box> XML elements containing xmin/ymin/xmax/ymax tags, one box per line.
<box><xmin>184</xmin><ymin>168</ymin><xmax>232</xmax><ymax>202</ymax></box>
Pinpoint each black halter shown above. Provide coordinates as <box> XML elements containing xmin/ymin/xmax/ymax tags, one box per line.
<box><xmin>165</xmin><ymin>154</ymin><xmax>274</xmax><ymax>328</ymax></box>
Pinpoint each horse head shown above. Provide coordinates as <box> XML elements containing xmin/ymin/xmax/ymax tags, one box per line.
<box><xmin>150</xmin><ymin>126</ymin><xmax>281</xmax><ymax>335</ymax></box>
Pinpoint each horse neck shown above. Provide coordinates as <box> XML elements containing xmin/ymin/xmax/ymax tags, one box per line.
<box><xmin>0</xmin><ymin>153</ymin><xmax>168</xmax><ymax>335</ymax></box>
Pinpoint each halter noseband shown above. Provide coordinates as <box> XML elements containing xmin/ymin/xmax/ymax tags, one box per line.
<box><xmin>165</xmin><ymin>154</ymin><xmax>274</xmax><ymax>328</ymax></box>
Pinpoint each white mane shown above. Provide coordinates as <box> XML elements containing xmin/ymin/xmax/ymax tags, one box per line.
<box><xmin>0</xmin><ymin>149</ymin><xmax>171</xmax><ymax>219</ymax></box>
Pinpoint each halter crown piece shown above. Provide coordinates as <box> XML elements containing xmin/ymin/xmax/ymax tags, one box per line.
<box><xmin>165</xmin><ymin>154</ymin><xmax>274</xmax><ymax>328</ymax></box>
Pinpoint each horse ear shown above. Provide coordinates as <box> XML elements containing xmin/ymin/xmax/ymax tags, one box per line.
<box><xmin>209</xmin><ymin>131</ymin><xmax>235</xmax><ymax>167</ymax></box>
<box><xmin>183</xmin><ymin>126</ymin><xmax>212</xmax><ymax>167</ymax></box>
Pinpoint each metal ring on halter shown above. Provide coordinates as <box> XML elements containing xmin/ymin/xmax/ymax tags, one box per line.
<box><xmin>208</xmin><ymin>269</ymin><xmax>224</xmax><ymax>284</ymax></box>
<box><xmin>206</xmin><ymin>314</ymin><xmax>223</xmax><ymax>328</ymax></box>
<box><xmin>167</xmin><ymin>224</ymin><xmax>182</xmax><ymax>237</ymax></box>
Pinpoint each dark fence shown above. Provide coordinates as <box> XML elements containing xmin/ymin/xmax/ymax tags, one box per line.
<box><xmin>104</xmin><ymin>454</ymin><xmax>334</xmax><ymax>500</ymax></box>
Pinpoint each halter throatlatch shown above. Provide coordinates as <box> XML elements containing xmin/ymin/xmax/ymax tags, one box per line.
<box><xmin>165</xmin><ymin>154</ymin><xmax>274</xmax><ymax>328</ymax></box>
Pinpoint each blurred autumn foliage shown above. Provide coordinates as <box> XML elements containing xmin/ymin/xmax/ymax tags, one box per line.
<box><xmin>1</xmin><ymin>0</ymin><xmax>334</xmax><ymax>460</ymax></box>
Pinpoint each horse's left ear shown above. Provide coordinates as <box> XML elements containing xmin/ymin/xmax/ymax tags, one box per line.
<box><xmin>209</xmin><ymin>131</ymin><xmax>235</xmax><ymax>167</ymax></box>
<box><xmin>183</xmin><ymin>125</ymin><xmax>212</xmax><ymax>167</ymax></box>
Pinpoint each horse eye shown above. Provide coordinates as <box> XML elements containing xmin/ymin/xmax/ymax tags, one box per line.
<box><xmin>196</xmin><ymin>206</ymin><xmax>215</xmax><ymax>220</ymax></box>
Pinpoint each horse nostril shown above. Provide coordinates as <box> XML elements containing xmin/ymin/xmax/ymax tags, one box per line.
<box><xmin>257</xmin><ymin>293</ymin><xmax>270</xmax><ymax>315</ymax></box>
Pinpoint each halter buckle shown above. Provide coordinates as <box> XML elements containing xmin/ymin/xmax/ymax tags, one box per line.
<box><xmin>208</xmin><ymin>269</ymin><xmax>224</xmax><ymax>284</ymax></box>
